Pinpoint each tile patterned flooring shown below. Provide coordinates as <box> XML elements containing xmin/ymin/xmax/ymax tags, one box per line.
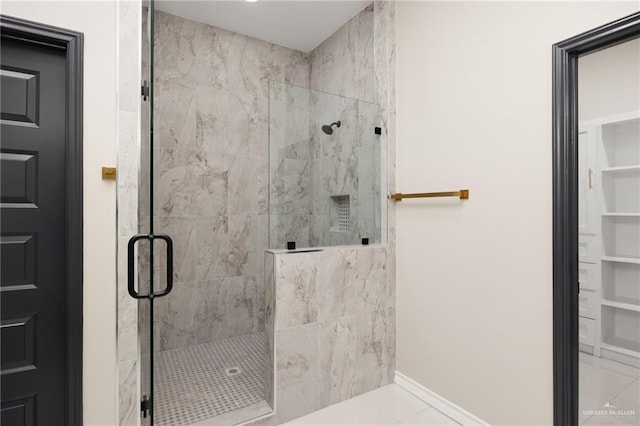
<box><xmin>580</xmin><ymin>353</ymin><xmax>640</xmax><ymax>425</ymax></box>
<box><xmin>143</xmin><ymin>333</ymin><xmax>270</xmax><ymax>426</ymax></box>
<box><xmin>283</xmin><ymin>384</ymin><xmax>460</xmax><ymax>426</ymax></box>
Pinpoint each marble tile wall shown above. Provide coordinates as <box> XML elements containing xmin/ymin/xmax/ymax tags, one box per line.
<box><xmin>309</xmin><ymin>4</ymin><xmax>375</xmax><ymax>103</ymax></box>
<box><xmin>144</xmin><ymin>9</ymin><xmax>309</xmax><ymax>352</ymax></box>
<box><xmin>117</xmin><ymin>1</ymin><xmax>141</xmax><ymax>425</ymax></box>
<box><xmin>265</xmin><ymin>245</ymin><xmax>395</xmax><ymax>424</ymax></box>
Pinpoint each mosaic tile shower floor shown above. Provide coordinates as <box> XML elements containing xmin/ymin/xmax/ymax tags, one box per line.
<box><xmin>142</xmin><ymin>332</ymin><xmax>270</xmax><ymax>426</ymax></box>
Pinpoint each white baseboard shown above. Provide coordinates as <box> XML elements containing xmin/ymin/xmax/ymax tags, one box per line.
<box><xmin>394</xmin><ymin>372</ymin><xmax>489</xmax><ymax>426</ymax></box>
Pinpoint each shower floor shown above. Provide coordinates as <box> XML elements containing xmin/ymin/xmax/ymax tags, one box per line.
<box><xmin>142</xmin><ymin>332</ymin><xmax>271</xmax><ymax>426</ymax></box>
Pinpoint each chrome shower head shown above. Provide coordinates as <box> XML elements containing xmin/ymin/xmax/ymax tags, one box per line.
<box><xmin>321</xmin><ymin>121</ymin><xmax>341</xmax><ymax>135</ymax></box>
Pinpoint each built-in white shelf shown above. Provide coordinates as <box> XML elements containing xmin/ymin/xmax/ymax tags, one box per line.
<box><xmin>601</xmin><ymin>299</ymin><xmax>640</xmax><ymax>313</ymax></box>
<box><xmin>601</xmin><ymin>165</ymin><xmax>640</xmax><ymax>174</ymax></box>
<box><xmin>602</xmin><ymin>212</ymin><xmax>640</xmax><ymax>217</ymax></box>
<box><xmin>602</xmin><ymin>256</ymin><xmax>640</xmax><ymax>264</ymax></box>
<box><xmin>590</xmin><ymin>113</ymin><xmax>640</xmax><ymax>367</ymax></box>
<box><xmin>601</xmin><ymin>341</ymin><xmax>640</xmax><ymax>359</ymax></box>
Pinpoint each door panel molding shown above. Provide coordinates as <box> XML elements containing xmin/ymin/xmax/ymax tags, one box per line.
<box><xmin>0</xmin><ymin>15</ymin><xmax>83</xmax><ymax>425</ymax></box>
<box><xmin>552</xmin><ymin>11</ymin><xmax>640</xmax><ymax>426</ymax></box>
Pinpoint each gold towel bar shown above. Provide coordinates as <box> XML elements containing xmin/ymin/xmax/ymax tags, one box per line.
<box><xmin>389</xmin><ymin>189</ymin><xmax>469</xmax><ymax>201</ymax></box>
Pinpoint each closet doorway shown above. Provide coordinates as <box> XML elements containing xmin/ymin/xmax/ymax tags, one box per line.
<box><xmin>553</xmin><ymin>11</ymin><xmax>640</xmax><ymax>426</ymax></box>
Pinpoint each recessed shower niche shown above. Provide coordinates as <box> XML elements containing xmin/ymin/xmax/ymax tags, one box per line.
<box><xmin>331</xmin><ymin>195</ymin><xmax>351</xmax><ymax>232</ymax></box>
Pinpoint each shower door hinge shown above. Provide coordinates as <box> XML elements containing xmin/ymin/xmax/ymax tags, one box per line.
<box><xmin>141</xmin><ymin>80</ymin><xmax>150</xmax><ymax>101</ymax></box>
<box><xmin>374</xmin><ymin>127</ymin><xmax>382</xmax><ymax>135</ymax></box>
<box><xmin>140</xmin><ymin>394</ymin><xmax>150</xmax><ymax>418</ymax></box>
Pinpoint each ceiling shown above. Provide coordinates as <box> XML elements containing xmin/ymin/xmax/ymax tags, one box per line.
<box><xmin>154</xmin><ymin>0</ymin><xmax>371</xmax><ymax>53</ymax></box>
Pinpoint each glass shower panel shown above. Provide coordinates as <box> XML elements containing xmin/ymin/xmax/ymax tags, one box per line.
<box><xmin>268</xmin><ymin>82</ymin><xmax>382</xmax><ymax>249</ymax></box>
<box><xmin>136</xmin><ymin>3</ymin><xmax>274</xmax><ymax>425</ymax></box>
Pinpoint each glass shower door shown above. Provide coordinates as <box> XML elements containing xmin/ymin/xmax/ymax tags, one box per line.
<box><xmin>127</xmin><ymin>1</ymin><xmax>174</xmax><ymax>424</ymax></box>
<box><xmin>132</xmin><ymin>3</ymin><xmax>274</xmax><ymax>424</ymax></box>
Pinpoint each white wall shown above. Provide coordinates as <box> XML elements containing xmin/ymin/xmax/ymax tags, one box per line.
<box><xmin>0</xmin><ymin>2</ymin><xmax>118</xmax><ymax>425</ymax></box>
<box><xmin>395</xmin><ymin>2</ymin><xmax>639</xmax><ymax>425</ymax></box>
<box><xmin>579</xmin><ymin>38</ymin><xmax>640</xmax><ymax>121</ymax></box>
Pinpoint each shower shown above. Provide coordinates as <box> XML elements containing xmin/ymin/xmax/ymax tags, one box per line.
<box><xmin>321</xmin><ymin>120</ymin><xmax>341</xmax><ymax>135</ymax></box>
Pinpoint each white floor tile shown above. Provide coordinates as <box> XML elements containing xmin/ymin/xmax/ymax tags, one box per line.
<box><xmin>579</xmin><ymin>354</ymin><xmax>640</xmax><ymax>425</ymax></box>
<box><xmin>393</xmin><ymin>408</ymin><xmax>460</xmax><ymax>425</ymax></box>
<box><xmin>580</xmin><ymin>361</ymin><xmax>636</xmax><ymax>397</ymax></box>
<box><xmin>617</xmin><ymin>380</ymin><xmax>640</xmax><ymax>405</ymax></box>
<box><xmin>284</xmin><ymin>385</ymin><xmax>431</xmax><ymax>426</ymax></box>
<box><xmin>583</xmin><ymin>398</ymin><xmax>640</xmax><ymax>426</ymax></box>
<box><xmin>599</xmin><ymin>359</ymin><xmax>640</xmax><ymax>379</ymax></box>
<box><xmin>580</xmin><ymin>386</ymin><xmax>617</xmax><ymax>424</ymax></box>
<box><xmin>580</xmin><ymin>353</ymin><xmax>640</xmax><ymax>379</ymax></box>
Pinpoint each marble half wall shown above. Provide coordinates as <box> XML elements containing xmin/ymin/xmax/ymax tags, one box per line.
<box><xmin>265</xmin><ymin>245</ymin><xmax>395</xmax><ymax>424</ymax></box>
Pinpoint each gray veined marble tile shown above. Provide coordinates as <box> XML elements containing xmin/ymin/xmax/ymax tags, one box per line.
<box><xmin>154</xmin><ymin>281</ymin><xmax>198</xmax><ymax>351</ymax></box>
<box><xmin>283</xmin><ymin>159</ymin><xmax>311</xmax><ymax>216</ymax></box>
<box><xmin>195</xmin><ymin>215</ymin><xmax>229</xmax><ymax>281</ymax></box>
<box><xmin>153</xmin><ymin>80</ymin><xmax>197</xmax><ymax>152</ymax></box>
<box><xmin>228</xmin><ymin>215</ymin><xmax>257</xmax><ymax>277</ymax></box>
<box><xmin>228</xmin><ymin>154</ymin><xmax>259</xmax><ymax>215</ymax></box>
<box><xmin>257</xmin><ymin>156</ymin><xmax>269</xmax><ymax>215</ymax></box>
<box><xmin>275</xmin><ymin>379</ymin><xmax>319</xmax><ymax>425</ymax></box>
<box><xmin>276</xmin><ymin>323</ymin><xmax>319</xmax><ymax>389</ymax></box>
<box><xmin>269</xmin><ymin>157</ymin><xmax>286</xmax><ymax>216</ymax></box>
<box><xmin>318</xmin><ymin>249</ymin><xmax>358</xmax><ymax>321</ymax></box>
<box><xmin>318</xmin><ymin>315</ymin><xmax>357</xmax><ymax>408</ymax></box>
<box><xmin>275</xmin><ymin>254</ymin><xmax>319</xmax><ymax>329</ymax></box>
<box><xmin>193</xmin><ymin>24</ymin><xmax>230</xmax><ymax>88</ymax></box>
<box><xmin>284</xmin><ymin>138</ymin><xmax>312</xmax><ymax>161</ymax></box>
<box><xmin>283</xmin><ymin>215</ymin><xmax>310</xmax><ymax>249</ymax></box>
<box><xmin>227</xmin><ymin>275</ymin><xmax>264</xmax><ymax>337</ymax></box>
<box><xmin>264</xmin><ymin>252</ymin><xmax>276</xmax><ymax>408</ymax></box>
<box><xmin>153</xmin><ymin>10</ymin><xmax>198</xmax><ymax>86</ymax></box>
<box><xmin>257</xmin><ymin>215</ymin><xmax>270</xmax><ymax>269</ymax></box>
<box><xmin>226</xmin><ymin>93</ymin><xmax>268</xmax><ymax>159</ymax></box>
<box><xmin>275</xmin><ymin>253</ymin><xmax>318</xmax><ymax>330</ymax></box>
<box><xmin>356</xmin><ymin>246</ymin><xmax>391</xmax><ymax>312</ymax></box>
<box><xmin>155</xmin><ymin>216</ymin><xmax>197</xmax><ymax>284</ymax></box>
<box><xmin>321</xmin><ymin>150</ymin><xmax>359</xmax><ymax>199</ymax></box>
<box><xmin>117</xmin><ymin>236</ymin><xmax>137</xmax><ymax>363</ymax></box>
<box><xmin>284</xmin><ymin>103</ymin><xmax>310</xmax><ymax>146</ymax></box>
<box><xmin>193</xmin><ymin>278</ymin><xmax>229</xmax><ymax>344</ymax></box>
<box><xmin>355</xmin><ymin>307</ymin><xmax>396</xmax><ymax>395</ymax></box>
<box><xmin>154</xmin><ymin>148</ymin><xmax>228</xmax><ymax>218</ymax></box>
<box><xmin>118</xmin><ymin>359</ymin><xmax>139</xmax><ymax>426</ymax></box>
<box><xmin>195</xmin><ymin>86</ymin><xmax>231</xmax><ymax>158</ymax></box>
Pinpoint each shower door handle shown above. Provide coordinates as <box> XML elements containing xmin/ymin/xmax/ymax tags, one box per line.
<box><xmin>127</xmin><ymin>233</ymin><xmax>174</xmax><ymax>299</ymax></box>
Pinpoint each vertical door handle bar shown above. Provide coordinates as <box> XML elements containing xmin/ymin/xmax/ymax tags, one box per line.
<box><xmin>127</xmin><ymin>233</ymin><xmax>174</xmax><ymax>299</ymax></box>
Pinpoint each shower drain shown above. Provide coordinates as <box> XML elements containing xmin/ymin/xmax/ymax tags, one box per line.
<box><xmin>226</xmin><ymin>367</ymin><xmax>241</xmax><ymax>376</ymax></box>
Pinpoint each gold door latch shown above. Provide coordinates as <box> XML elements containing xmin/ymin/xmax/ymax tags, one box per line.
<box><xmin>102</xmin><ymin>167</ymin><xmax>116</xmax><ymax>180</ymax></box>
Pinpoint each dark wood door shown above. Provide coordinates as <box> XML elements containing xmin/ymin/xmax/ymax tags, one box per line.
<box><xmin>1</xmin><ymin>36</ymin><xmax>68</xmax><ymax>426</ymax></box>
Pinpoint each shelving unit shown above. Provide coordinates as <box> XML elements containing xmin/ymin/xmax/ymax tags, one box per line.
<box><xmin>577</xmin><ymin>124</ymin><xmax>599</xmax><ymax>354</ymax></box>
<box><xmin>597</xmin><ymin>113</ymin><xmax>640</xmax><ymax>367</ymax></box>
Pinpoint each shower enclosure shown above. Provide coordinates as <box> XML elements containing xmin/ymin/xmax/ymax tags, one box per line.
<box><xmin>120</xmin><ymin>1</ymin><xmax>390</xmax><ymax>424</ymax></box>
